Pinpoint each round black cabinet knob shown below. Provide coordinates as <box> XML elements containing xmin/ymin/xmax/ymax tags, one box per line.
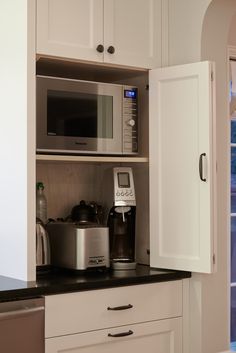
<box><xmin>107</xmin><ymin>45</ymin><xmax>115</xmax><ymax>54</ymax></box>
<box><xmin>96</xmin><ymin>44</ymin><xmax>104</xmax><ymax>53</ymax></box>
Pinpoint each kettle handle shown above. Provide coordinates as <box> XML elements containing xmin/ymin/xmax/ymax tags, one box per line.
<box><xmin>36</xmin><ymin>223</ymin><xmax>42</xmax><ymax>265</ymax></box>
<box><xmin>41</xmin><ymin>227</ymin><xmax>50</xmax><ymax>264</ymax></box>
<box><xmin>36</xmin><ymin>223</ymin><xmax>50</xmax><ymax>265</ymax></box>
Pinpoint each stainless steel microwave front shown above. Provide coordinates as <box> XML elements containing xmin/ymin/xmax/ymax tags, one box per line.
<box><xmin>36</xmin><ymin>75</ymin><xmax>138</xmax><ymax>155</ymax></box>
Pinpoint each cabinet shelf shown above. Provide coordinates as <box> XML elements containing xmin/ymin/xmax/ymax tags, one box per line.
<box><xmin>36</xmin><ymin>154</ymin><xmax>149</xmax><ymax>163</ymax></box>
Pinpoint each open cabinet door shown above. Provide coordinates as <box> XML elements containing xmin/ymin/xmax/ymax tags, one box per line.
<box><xmin>149</xmin><ymin>61</ymin><xmax>216</xmax><ymax>273</ymax></box>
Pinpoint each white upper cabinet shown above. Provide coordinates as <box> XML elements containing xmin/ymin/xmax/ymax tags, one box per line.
<box><xmin>103</xmin><ymin>0</ymin><xmax>161</xmax><ymax>68</ymax></box>
<box><xmin>149</xmin><ymin>61</ymin><xmax>216</xmax><ymax>273</ymax></box>
<box><xmin>36</xmin><ymin>0</ymin><xmax>161</xmax><ymax>69</ymax></box>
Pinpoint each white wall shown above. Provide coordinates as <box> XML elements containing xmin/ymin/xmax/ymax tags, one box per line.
<box><xmin>228</xmin><ymin>13</ymin><xmax>236</xmax><ymax>47</ymax></box>
<box><xmin>166</xmin><ymin>0</ymin><xmax>211</xmax><ymax>66</ymax></box>
<box><xmin>199</xmin><ymin>1</ymin><xmax>236</xmax><ymax>352</ymax></box>
<box><xmin>165</xmin><ymin>0</ymin><xmax>236</xmax><ymax>352</ymax></box>
<box><xmin>201</xmin><ymin>2</ymin><xmax>236</xmax><ymax>352</ymax></box>
<box><xmin>0</xmin><ymin>0</ymin><xmax>36</xmax><ymax>280</ymax></box>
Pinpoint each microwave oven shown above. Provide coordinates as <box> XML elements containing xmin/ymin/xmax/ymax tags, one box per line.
<box><xmin>36</xmin><ymin>76</ymin><xmax>138</xmax><ymax>155</ymax></box>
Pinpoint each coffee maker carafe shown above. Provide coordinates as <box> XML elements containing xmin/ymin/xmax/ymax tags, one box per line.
<box><xmin>108</xmin><ymin>167</ymin><xmax>136</xmax><ymax>270</ymax></box>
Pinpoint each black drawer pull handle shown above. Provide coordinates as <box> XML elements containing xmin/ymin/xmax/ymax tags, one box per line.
<box><xmin>108</xmin><ymin>330</ymin><xmax>133</xmax><ymax>338</ymax></box>
<box><xmin>199</xmin><ymin>153</ymin><xmax>207</xmax><ymax>182</ymax></box>
<box><xmin>107</xmin><ymin>304</ymin><xmax>133</xmax><ymax>311</ymax></box>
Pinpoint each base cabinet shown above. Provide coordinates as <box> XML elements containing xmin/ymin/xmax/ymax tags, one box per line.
<box><xmin>45</xmin><ymin>318</ymin><xmax>182</xmax><ymax>353</ymax></box>
<box><xmin>44</xmin><ymin>282</ymin><xmax>184</xmax><ymax>353</ymax></box>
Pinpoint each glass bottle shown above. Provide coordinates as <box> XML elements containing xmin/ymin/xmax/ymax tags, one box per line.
<box><xmin>36</xmin><ymin>182</ymin><xmax>47</xmax><ymax>224</ymax></box>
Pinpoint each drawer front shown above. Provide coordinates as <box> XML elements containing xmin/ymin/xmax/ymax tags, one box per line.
<box><xmin>45</xmin><ymin>281</ymin><xmax>182</xmax><ymax>338</ymax></box>
<box><xmin>45</xmin><ymin>318</ymin><xmax>183</xmax><ymax>353</ymax></box>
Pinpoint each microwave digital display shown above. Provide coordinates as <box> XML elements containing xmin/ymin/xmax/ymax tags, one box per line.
<box><xmin>47</xmin><ymin>90</ymin><xmax>113</xmax><ymax>139</ymax></box>
<box><xmin>124</xmin><ymin>89</ymin><xmax>137</xmax><ymax>99</ymax></box>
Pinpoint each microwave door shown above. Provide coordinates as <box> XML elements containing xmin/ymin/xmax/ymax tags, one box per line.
<box><xmin>96</xmin><ymin>84</ymin><xmax>122</xmax><ymax>154</ymax></box>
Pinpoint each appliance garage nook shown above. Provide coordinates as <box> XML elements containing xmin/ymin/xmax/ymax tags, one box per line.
<box><xmin>36</xmin><ymin>57</ymin><xmax>151</xmax><ymax>271</ymax></box>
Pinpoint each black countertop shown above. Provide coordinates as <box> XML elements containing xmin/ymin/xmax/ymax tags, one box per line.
<box><xmin>0</xmin><ymin>265</ymin><xmax>191</xmax><ymax>301</ymax></box>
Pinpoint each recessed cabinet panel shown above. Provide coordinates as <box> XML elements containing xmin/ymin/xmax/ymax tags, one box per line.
<box><xmin>149</xmin><ymin>61</ymin><xmax>216</xmax><ymax>273</ymax></box>
<box><xmin>103</xmin><ymin>0</ymin><xmax>161</xmax><ymax>68</ymax></box>
<box><xmin>37</xmin><ymin>0</ymin><xmax>104</xmax><ymax>62</ymax></box>
<box><xmin>45</xmin><ymin>318</ymin><xmax>182</xmax><ymax>353</ymax></box>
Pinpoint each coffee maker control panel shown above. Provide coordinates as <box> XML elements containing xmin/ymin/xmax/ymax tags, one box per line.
<box><xmin>113</xmin><ymin>167</ymin><xmax>136</xmax><ymax>206</ymax></box>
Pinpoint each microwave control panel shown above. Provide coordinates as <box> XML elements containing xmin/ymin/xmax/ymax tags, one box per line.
<box><xmin>122</xmin><ymin>86</ymin><xmax>138</xmax><ymax>154</ymax></box>
<box><xmin>113</xmin><ymin>167</ymin><xmax>136</xmax><ymax>207</ymax></box>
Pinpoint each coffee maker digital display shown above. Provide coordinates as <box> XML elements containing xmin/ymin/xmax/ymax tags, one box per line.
<box><xmin>108</xmin><ymin>167</ymin><xmax>136</xmax><ymax>270</ymax></box>
<box><xmin>113</xmin><ymin>168</ymin><xmax>136</xmax><ymax>207</ymax></box>
<box><xmin>118</xmin><ymin>173</ymin><xmax>130</xmax><ymax>188</ymax></box>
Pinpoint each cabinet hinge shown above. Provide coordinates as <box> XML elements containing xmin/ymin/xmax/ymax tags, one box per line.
<box><xmin>213</xmin><ymin>253</ymin><xmax>216</xmax><ymax>265</ymax></box>
<box><xmin>211</xmin><ymin>71</ymin><xmax>214</xmax><ymax>82</ymax></box>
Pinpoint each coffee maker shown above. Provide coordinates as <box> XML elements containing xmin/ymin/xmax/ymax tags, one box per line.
<box><xmin>107</xmin><ymin>167</ymin><xmax>136</xmax><ymax>270</ymax></box>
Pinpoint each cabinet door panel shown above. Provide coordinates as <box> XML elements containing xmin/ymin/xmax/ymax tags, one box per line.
<box><xmin>104</xmin><ymin>0</ymin><xmax>161</xmax><ymax>69</ymax></box>
<box><xmin>149</xmin><ymin>61</ymin><xmax>216</xmax><ymax>273</ymax></box>
<box><xmin>45</xmin><ymin>318</ymin><xmax>182</xmax><ymax>353</ymax></box>
<box><xmin>37</xmin><ymin>0</ymin><xmax>103</xmax><ymax>62</ymax></box>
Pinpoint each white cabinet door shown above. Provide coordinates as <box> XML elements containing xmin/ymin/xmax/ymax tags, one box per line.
<box><xmin>149</xmin><ymin>61</ymin><xmax>216</xmax><ymax>273</ymax></box>
<box><xmin>37</xmin><ymin>0</ymin><xmax>103</xmax><ymax>62</ymax></box>
<box><xmin>45</xmin><ymin>318</ymin><xmax>182</xmax><ymax>353</ymax></box>
<box><xmin>104</xmin><ymin>0</ymin><xmax>161</xmax><ymax>69</ymax></box>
